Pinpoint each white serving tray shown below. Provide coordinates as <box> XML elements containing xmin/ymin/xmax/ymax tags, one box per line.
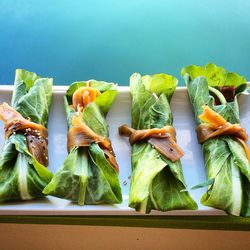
<box><xmin>0</xmin><ymin>85</ymin><xmax>249</xmax><ymax>216</ymax></box>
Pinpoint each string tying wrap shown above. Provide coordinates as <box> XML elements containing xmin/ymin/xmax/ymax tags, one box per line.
<box><xmin>0</xmin><ymin>102</ymin><xmax>48</xmax><ymax>166</ymax></box>
<box><xmin>118</xmin><ymin>124</ymin><xmax>184</xmax><ymax>162</ymax></box>
<box><xmin>196</xmin><ymin>105</ymin><xmax>250</xmax><ymax>162</ymax></box>
<box><xmin>67</xmin><ymin>115</ymin><xmax>119</xmax><ymax>173</ymax></box>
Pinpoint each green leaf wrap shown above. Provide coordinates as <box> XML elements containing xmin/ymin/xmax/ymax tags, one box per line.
<box><xmin>0</xmin><ymin>69</ymin><xmax>53</xmax><ymax>202</ymax></box>
<box><xmin>182</xmin><ymin>63</ymin><xmax>250</xmax><ymax>217</ymax></box>
<box><xmin>129</xmin><ymin>73</ymin><xmax>197</xmax><ymax>213</ymax></box>
<box><xmin>43</xmin><ymin>81</ymin><xmax>122</xmax><ymax>205</ymax></box>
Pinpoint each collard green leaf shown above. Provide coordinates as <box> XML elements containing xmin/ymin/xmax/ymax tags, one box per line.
<box><xmin>14</xmin><ymin>69</ymin><xmax>41</xmax><ymax>91</ymax></box>
<box><xmin>241</xmin><ymin>175</ymin><xmax>250</xmax><ymax>217</ymax></box>
<box><xmin>88</xmin><ymin>143</ymin><xmax>122</xmax><ymax>203</ymax></box>
<box><xmin>43</xmin><ymin>147</ymin><xmax>88</xmax><ymax>205</ymax></box>
<box><xmin>150</xmin><ymin>163</ymin><xmax>197</xmax><ymax>211</ymax></box>
<box><xmin>83</xmin><ymin>102</ymin><xmax>109</xmax><ymax>136</ymax></box>
<box><xmin>12</xmin><ymin>69</ymin><xmax>52</xmax><ymax>126</ymax></box>
<box><xmin>0</xmin><ymin>69</ymin><xmax>53</xmax><ymax>202</ymax></box>
<box><xmin>44</xmin><ymin>80</ymin><xmax>122</xmax><ymax>205</ymax></box>
<box><xmin>94</xmin><ymin>89</ymin><xmax>117</xmax><ymax>115</ymax></box>
<box><xmin>183</xmin><ymin>63</ymin><xmax>250</xmax><ymax>217</ymax></box>
<box><xmin>129</xmin><ymin>73</ymin><xmax>197</xmax><ymax>213</ymax></box>
<box><xmin>142</xmin><ymin>73</ymin><xmax>177</xmax><ymax>99</ymax></box>
<box><xmin>181</xmin><ymin>63</ymin><xmax>246</xmax><ymax>88</ymax></box>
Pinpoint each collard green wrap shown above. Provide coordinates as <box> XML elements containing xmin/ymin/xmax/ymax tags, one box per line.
<box><xmin>182</xmin><ymin>63</ymin><xmax>250</xmax><ymax>217</ymax></box>
<box><xmin>43</xmin><ymin>81</ymin><xmax>122</xmax><ymax>205</ymax></box>
<box><xmin>0</xmin><ymin>69</ymin><xmax>53</xmax><ymax>202</ymax></box>
<box><xmin>127</xmin><ymin>73</ymin><xmax>197</xmax><ymax>213</ymax></box>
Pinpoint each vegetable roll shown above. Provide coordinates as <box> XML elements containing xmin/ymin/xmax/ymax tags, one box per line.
<box><xmin>43</xmin><ymin>81</ymin><xmax>122</xmax><ymax>205</ymax></box>
<box><xmin>0</xmin><ymin>69</ymin><xmax>53</xmax><ymax>202</ymax></box>
<box><xmin>119</xmin><ymin>73</ymin><xmax>197</xmax><ymax>213</ymax></box>
<box><xmin>182</xmin><ymin>63</ymin><xmax>250</xmax><ymax>217</ymax></box>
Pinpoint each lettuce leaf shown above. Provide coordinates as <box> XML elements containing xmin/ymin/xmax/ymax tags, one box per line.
<box><xmin>43</xmin><ymin>80</ymin><xmax>122</xmax><ymax>205</ymax></box>
<box><xmin>0</xmin><ymin>69</ymin><xmax>53</xmax><ymax>202</ymax></box>
<box><xmin>129</xmin><ymin>73</ymin><xmax>197</xmax><ymax>213</ymax></box>
<box><xmin>181</xmin><ymin>63</ymin><xmax>246</xmax><ymax>88</ymax></box>
<box><xmin>182</xmin><ymin>63</ymin><xmax>250</xmax><ymax>217</ymax></box>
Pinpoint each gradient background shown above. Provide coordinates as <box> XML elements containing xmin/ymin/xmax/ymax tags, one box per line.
<box><xmin>0</xmin><ymin>0</ymin><xmax>249</xmax><ymax>85</ymax></box>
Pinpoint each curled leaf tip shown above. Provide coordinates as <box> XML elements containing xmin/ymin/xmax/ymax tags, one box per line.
<box><xmin>181</xmin><ymin>63</ymin><xmax>246</xmax><ymax>88</ymax></box>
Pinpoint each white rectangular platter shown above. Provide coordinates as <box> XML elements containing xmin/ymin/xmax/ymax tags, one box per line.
<box><xmin>0</xmin><ymin>85</ymin><xmax>249</xmax><ymax>216</ymax></box>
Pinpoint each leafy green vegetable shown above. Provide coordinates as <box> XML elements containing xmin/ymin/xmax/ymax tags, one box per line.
<box><xmin>182</xmin><ymin>63</ymin><xmax>250</xmax><ymax>217</ymax></box>
<box><xmin>43</xmin><ymin>80</ymin><xmax>122</xmax><ymax>205</ymax></box>
<box><xmin>0</xmin><ymin>69</ymin><xmax>53</xmax><ymax>202</ymax></box>
<box><xmin>128</xmin><ymin>73</ymin><xmax>197</xmax><ymax>213</ymax></box>
<box><xmin>181</xmin><ymin>63</ymin><xmax>246</xmax><ymax>88</ymax></box>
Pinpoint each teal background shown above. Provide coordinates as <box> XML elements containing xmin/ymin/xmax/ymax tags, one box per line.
<box><xmin>0</xmin><ymin>0</ymin><xmax>249</xmax><ymax>85</ymax></box>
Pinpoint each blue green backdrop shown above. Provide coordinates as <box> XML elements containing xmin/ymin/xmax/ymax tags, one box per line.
<box><xmin>0</xmin><ymin>0</ymin><xmax>249</xmax><ymax>85</ymax></box>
